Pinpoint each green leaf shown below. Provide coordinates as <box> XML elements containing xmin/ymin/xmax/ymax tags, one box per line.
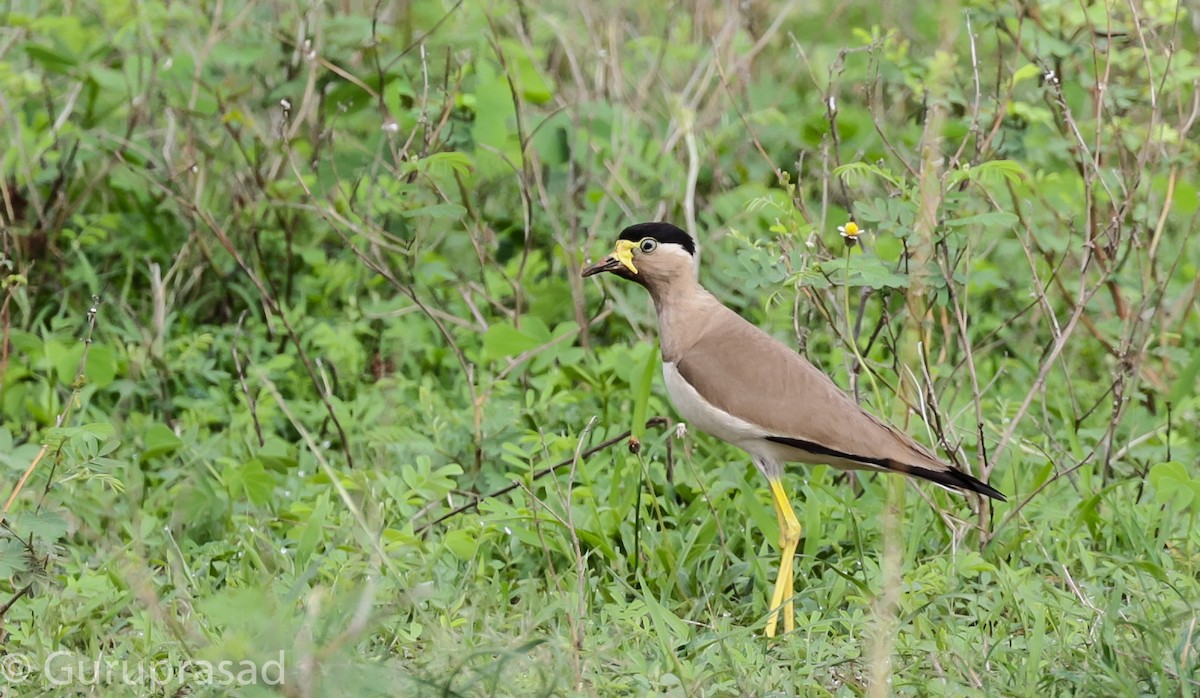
<box><xmin>471</xmin><ymin>59</ymin><xmax>520</xmax><ymax>172</ymax></box>
<box><xmin>45</xmin><ymin>341</ymin><xmax>117</xmax><ymax>387</ymax></box>
<box><xmin>401</xmin><ymin>203</ymin><xmax>467</xmax><ymax>220</ymax></box>
<box><xmin>88</xmin><ymin>65</ymin><xmax>128</xmax><ymax>93</ymax></box>
<box><xmin>833</xmin><ymin>161</ymin><xmax>903</xmax><ymax>188</ymax></box>
<box><xmin>399</xmin><ymin>457</ymin><xmax>462</xmax><ymax>503</ymax></box>
<box><xmin>46</xmin><ymin>340</ymin><xmax>77</xmax><ymax>383</ymax></box>
<box><xmin>954</xmin><ymin>550</ymin><xmax>997</xmax><ymax>578</ymax></box>
<box><xmin>500</xmin><ymin>38</ymin><xmax>554</xmax><ymax>103</ymax></box>
<box><xmin>482</xmin><ymin>323</ymin><xmax>540</xmax><ymax>361</ymax></box>
<box><xmin>23</xmin><ymin>43</ymin><xmax>77</xmax><ymax>72</ymax></box>
<box><xmin>1167</xmin><ymin>350</ymin><xmax>1200</xmax><ymax>405</ymax></box>
<box><xmin>533</xmin><ymin>113</ymin><xmax>570</xmax><ymax>166</ymax></box>
<box><xmin>295</xmin><ymin>493</ymin><xmax>330</xmax><ymax>567</ymax></box>
<box><xmin>1127</xmin><ymin>560</ymin><xmax>1171</xmax><ymax>585</ymax></box>
<box><xmin>264</xmin><ymin>353</ymin><xmax>295</xmax><ymax>373</ymax></box>
<box><xmin>80</xmin><ymin>422</ymin><xmax>115</xmax><ymax>439</ymax></box>
<box><xmin>444</xmin><ymin>529</ymin><xmax>479</xmax><ymax>560</ymax></box>
<box><xmin>791</xmin><ymin>264</ymin><xmax>831</xmax><ymax>289</ymax></box>
<box><xmin>12</xmin><ymin>510</ymin><xmax>69</xmax><ymax>541</ymax></box>
<box><xmin>258</xmin><ymin>438</ymin><xmax>298</xmax><ymax>472</ymax></box>
<box><xmin>0</xmin><ymin>428</ymin><xmax>42</xmax><ymax>473</ymax></box>
<box><xmin>1012</xmin><ymin>63</ymin><xmax>1043</xmax><ymax>85</ymax></box>
<box><xmin>1148</xmin><ymin>461</ymin><xmax>1200</xmax><ymax>511</ymax></box>
<box><xmin>82</xmin><ymin>343</ymin><xmax>118</xmax><ymax>387</ymax></box>
<box><xmin>944</xmin><ymin>212</ymin><xmax>1019</xmax><ymax>229</ymax></box>
<box><xmin>630</xmin><ymin>345</ymin><xmax>658</xmax><ymax>439</ymax></box>
<box><xmin>964</xmin><ymin>159</ymin><xmax>1027</xmax><ymax>184</ymax></box>
<box><xmin>141</xmin><ymin>423</ymin><xmax>182</xmax><ymax>461</ymax></box>
<box><xmin>409</xmin><ymin>151</ymin><xmax>474</xmax><ymax>179</ymax></box>
<box><xmin>1170</xmin><ymin>179</ymin><xmax>1198</xmax><ymax>216</ymax></box>
<box><xmin>0</xmin><ymin>539</ymin><xmax>30</xmax><ymax>577</ymax></box>
<box><xmin>1024</xmin><ymin>601</ymin><xmax>1047</xmax><ymax>689</ymax></box>
<box><xmin>225</xmin><ymin>459</ymin><xmax>275</xmax><ymax>506</ymax></box>
<box><xmin>638</xmin><ymin>592</ymin><xmax>691</xmax><ymax>642</ymax></box>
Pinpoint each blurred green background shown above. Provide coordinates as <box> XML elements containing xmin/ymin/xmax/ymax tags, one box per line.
<box><xmin>1</xmin><ymin>0</ymin><xmax>1198</xmax><ymax>695</ymax></box>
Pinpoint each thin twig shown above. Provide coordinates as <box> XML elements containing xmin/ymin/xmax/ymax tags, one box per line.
<box><xmin>416</xmin><ymin>416</ymin><xmax>669</xmax><ymax>534</ymax></box>
<box><xmin>0</xmin><ymin>297</ymin><xmax>101</xmax><ymax>525</ymax></box>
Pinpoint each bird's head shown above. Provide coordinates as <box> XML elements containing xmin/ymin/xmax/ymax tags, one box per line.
<box><xmin>581</xmin><ymin>222</ymin><xmax>698</xmax><ymax>291</ymax></box>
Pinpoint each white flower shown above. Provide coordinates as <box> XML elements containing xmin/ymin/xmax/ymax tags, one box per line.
<box><xmin>838</xmin><ymin>221</ymin><xmax>864</xmax><ymax>246</ymax></box>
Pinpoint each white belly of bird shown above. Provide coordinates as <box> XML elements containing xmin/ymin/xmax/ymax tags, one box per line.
<box><xmin>662</xmin><ymin>361</ymin><xmax>767</xmax><ymax>450</ymax></box>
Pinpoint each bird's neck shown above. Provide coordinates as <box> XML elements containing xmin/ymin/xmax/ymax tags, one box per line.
<box><xmin>650</xmin><ymin>281</ymin><xmax>723</xmax><ymax>362</ymax></box>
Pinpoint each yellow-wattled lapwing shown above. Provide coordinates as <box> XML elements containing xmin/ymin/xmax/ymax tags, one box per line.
<box><xmin>582</xmin><ymin>222</ymin><xmax>1004</xmax><ymax>637</ymax></box>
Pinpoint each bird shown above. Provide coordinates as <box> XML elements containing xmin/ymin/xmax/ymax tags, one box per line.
<box><xmin>582</xmin><ymin>221</ymin><xmax>1005</xmax><ymax>637</ymax></box>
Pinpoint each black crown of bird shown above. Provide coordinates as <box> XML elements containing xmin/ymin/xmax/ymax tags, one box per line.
<box><xmin>583</xmin><ymin>221</ymin><xmax>1004</xmax><ymax>638</ymax></box>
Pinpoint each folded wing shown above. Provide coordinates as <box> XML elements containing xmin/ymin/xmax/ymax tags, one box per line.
<box><xmin>674</xmin><ymin>305</ymin><xmax>1004</xmax><ymax>500</ymax></box>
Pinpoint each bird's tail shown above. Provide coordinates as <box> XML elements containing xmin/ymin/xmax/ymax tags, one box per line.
<box><xmin>883</xmin><ymin>459</ymin><xmax>1006</xmax><ymax>501</ymax></box>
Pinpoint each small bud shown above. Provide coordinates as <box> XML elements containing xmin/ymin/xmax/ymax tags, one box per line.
<box><xmin>628</xmin><ymin>436</ymin><xmax>641</xmax><ymax>454</ymax></box>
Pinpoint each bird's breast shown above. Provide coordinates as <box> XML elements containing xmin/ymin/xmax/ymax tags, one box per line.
<box><xmin>662</xmin><ymin>360</ymin><xmax>766</xmax><ymax>448</ymax></box>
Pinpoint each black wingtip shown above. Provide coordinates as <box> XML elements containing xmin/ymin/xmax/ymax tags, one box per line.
<box><xmin>952</xmin><ymin>470</ymin><xmax>1007</xmax><ymax>502</ymax></box>
<box><xmin>763</xmin><ymin>435</ymin><xmax>1006</xmax><ymax>502</ymax></box>
<box><xmin>896</xmin><ymin>462</ymin><xmax>1006</xmax><ymax>502</ymax></box>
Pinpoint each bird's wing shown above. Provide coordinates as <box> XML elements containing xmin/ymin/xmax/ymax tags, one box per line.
<box><xmin>674</xmin><ymin>305</ymin><xmax>1004</xmax><ymax>499</ymax></box>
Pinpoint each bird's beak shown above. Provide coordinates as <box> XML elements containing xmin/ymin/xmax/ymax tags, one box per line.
<box><xmin>581</xmin><ymin>240</ymin><xmax>638</xmax><ymax>277</ymax></box>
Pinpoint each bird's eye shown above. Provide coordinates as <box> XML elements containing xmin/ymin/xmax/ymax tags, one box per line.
<box><xmin>639</xmin><ymin>238</ymin><xmax>658</xmax><ymax>253</ymax></box>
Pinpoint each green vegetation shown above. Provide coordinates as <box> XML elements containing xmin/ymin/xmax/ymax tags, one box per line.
<box><xmin>2</xmin><ymin>0</ymin><xmax>1198</xmax><ymax>695</ymax></box>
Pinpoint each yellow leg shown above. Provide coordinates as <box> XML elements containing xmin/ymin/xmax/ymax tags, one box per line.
<box><xmin>765</xmin><ymin>478</ymin><xmax>802</xmax><ymax>637</ymax></box>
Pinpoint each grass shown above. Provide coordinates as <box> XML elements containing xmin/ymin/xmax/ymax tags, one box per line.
<box><xmin>1</xmin><ymin>0</ymin><xmax>1199</xmax><ymax>695</ymax></box>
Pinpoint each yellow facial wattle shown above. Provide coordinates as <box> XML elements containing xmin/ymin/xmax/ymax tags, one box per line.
<box><xmin>614</xmin><ymin>239</ymin><xmax>638</xmax><ymax>274</ymax></box>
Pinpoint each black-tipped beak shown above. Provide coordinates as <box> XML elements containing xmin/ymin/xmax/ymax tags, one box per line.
<box><xmin>581</xmin><ymin>256</ymin><xmax>623</xmax><ymax>277</ymax></box>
